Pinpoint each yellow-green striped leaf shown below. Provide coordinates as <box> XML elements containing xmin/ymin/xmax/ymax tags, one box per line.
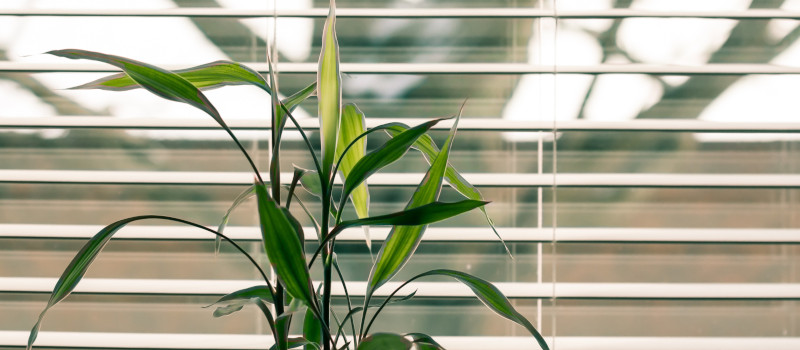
<box><xmin>386</xmin><ymin>124</ymin><xmax>510</xmax><ymax>255</ymax></box>
<box><xmin>368</xmin><ymin>113</ymin><xmax>461</xmax><ymax>291</ymax></box>
<box><xmin>317</xmin><ymin>0</ymin><xmax>342</xmax><ymax>182</ymax></box>
<box><xmin>71</xmin><ymin>60</ymin><xmax>271</xmax><ymax>93</ymax></box>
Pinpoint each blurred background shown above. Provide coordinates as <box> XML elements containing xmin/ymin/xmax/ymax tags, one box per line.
<box><xmin>1</xmin><ymin>0</ymin><xmax>800</xmax><ymax>348</ymax></box>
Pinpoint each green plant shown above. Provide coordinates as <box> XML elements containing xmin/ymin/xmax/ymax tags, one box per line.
<box><xmin>25</xmin><ymin>2</ymin><xmax>548</xmax><ymax>350</ymax></box>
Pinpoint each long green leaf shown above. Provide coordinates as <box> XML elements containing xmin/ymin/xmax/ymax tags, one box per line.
<box><xmin>339</xmin><ymin>117</ymin><xmax>449</xmax><ymax>212</ymax></box>
<box><xmin>335</xmin><ymin>103</ymin><xmax>371</xmax><ymax>254</ymax></box>
<box><xmin>412</xmin><ymin>270</ymin><xmax>549</xmax><ymax>350</ymax></box>
<box><xmin>368</xmin><ymin>112</ymin><xmax>461</xmax><ymax>291</ymax></box>
<box><xmin>26</xmin><ymin>215</ymin><xmax>271</xmax><ymax>350</ymax></box>
<box><xmin>318</xmin><ymin>0</ymin><xmax>342</xmax><ymax>182</ymax></box>
<box><xmin>71</xmin><ymin>60</ymin><xmax>271</xmax><ymax>93</ymax></box>
<box><xmin>358</xmin><ymin>333</ymin><xmax>411</xmax><ymax>350</ymax></box>
<box><xmin>48</xmin><ymin>49</ymin><xmax>262</xmax><ymax>181</ymax></box>
<box><xmin>386</xmin><ymin>124</ymin><xmax>510</xmax><ymax>256</ymax></box>
<box><xmin>309</xmin><ymin>200</ymin><xmax>487</xmax><ymax>267</ymax></box>
<box><xmin>49</xmin><ymin>49</ymin><xmax>223</xmax><ymax>127</ymax></box>
<box><xmin>303</xmin><ymin>308</ymin><xmax>323</xmax><ymax>350</ymax></box>
<box><xmin>255</xmin><ymin>184</ymin><xmax>316</xmax><ymax>309</ymax></box>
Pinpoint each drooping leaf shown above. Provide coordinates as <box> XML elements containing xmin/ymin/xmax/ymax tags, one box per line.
<box><xmin>48</xmin><ymin>49</ymin><xmax>261</xmax><ymax>180</ymax></box>
<box><xmin>335</xmin><ymin>103</ymin><xmax>371</xmax><ymax>254</ymax></box>
<box><xmin>49</xmin><ymin>49</ymin><xmax>224</xmax><ymax>128</ymax></box>
<box><xmin>412</xmin><ymin>270</ymin><xmax>549</xmax><ymax>350</ymax></box>
<box><xmin>386</xmin><ymin>124</ymin><xmax>510</xmax><ymax>256</ymax></box>
<box><xmin>368</xmin><ymin>112</ymin><xmax>461</xmax><ymax>291</ymax></box>
<box><xmin>318</xmin><ymin>0</ymin><xmax>342</xmax><ymax>183</ymax></box>
<box><xmin>204</xmin><ymin>285</ymin><xmax>274</xmax><ymax>317</ymax></box>
<box><xmin>26</xmin><ymin>215</ymin><xmax>270</xmax><ymax>350</ymax></box>
<box><xmin>269</xmin><ymin>337</ymin><xmax>320</xmax><ymax>350</ymax></box>
<box><xmin>358</xmin><ymin>333</ymin><xmax>412</xmax><ymax>350</ymax></box>
<box><xmin>215</xmin><ymin>184</ymin><xmax>256</xmax><ymax>254</ymax></box>
<box><xmin>339</xmin><ymin>117</ymin><xmax>449</xmax><ymax>211</ymax></box>
<box><xmin>303</xmin><ymin>308</ymin><xmax>323</xmax><ymax>350</ymax></box>
<box><xmin>299</xmin><ymin>170</ymin><xmax>323</xmax><ymax>198</ymax></box>
<box><xmin>404</xmin><ymin>333</ymin><xmax>444</xmax><ymax>350</ymax></box>
<box><xmin>71</xmin><ymin>60</ymin><xmax>272</xmax><ymax>93</ymax></box>
<box><xmin>255</xmin><ymin>184</ymin><xmax>316</xmax><ymax>309</ymax></box>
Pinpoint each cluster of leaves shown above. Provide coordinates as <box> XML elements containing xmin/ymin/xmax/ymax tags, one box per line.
<box><xmin>26</xmin><ymin>1</ymin><xmax>548</xmax><ymax>350</ymax></box>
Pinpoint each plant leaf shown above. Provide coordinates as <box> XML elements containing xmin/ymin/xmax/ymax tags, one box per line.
<box><xmin>338</xmin><ymin>200</ymin><xmax>487</xmax><ymax>229</ymax></box>
<box><xmin>48</xmin><ymin>49</ymin><xmax>225</xmax><ymax>127</ymax></box>
<box><xmin>318</xmin><ymin>0</ymin><xmax>342</xmax><ymax>182</ymax></box>
<box><xmin>48</xmin><ymin>49</ymin><xmax>262</xmax><ymax>181</ymax></box>
<box><xmin>71</xmin><ymin>60</ymin><xmax>272</xmax><ymax>93</ymax></box>
<box><xmin>368</xmin><ymin>112</ymin><xmax>461</xmax><ymax>292</ymax></box>
<box><xmin>404</xmin><ymin>333</ymin><xmax>444</xmax><ymax>350</ymax></box>
<box><xmin>335</xmin><ymin>103</ymin><xmax>371</xmax><ymax>254</ymax></box>
<box><xmin>386</xmin><ymin>124</ymin><xmax>510</xmax><ymax>256</ymax></box>
<box><xmin>303</xmin><ymin>308</ymin><xmax>323</xmax><ymax>350</ymax></box>
<box><xmin>413</xmin><ymin>269</ymin><xmax>549</xmax><ymax>350</ymax></box>
<box><xmin>299</xmin><ymin>170</ymin><xmax>323</xmax><ymax>198</ymax></box>
<box><xmin>358</xmin><ymin>333</ymin><xmax>412</xmax><ymax>350</ymax></box>
<box><xmin>215</xmin><ymin>184</ymin><xmax>256</xmax><ymax>254</ymax></box>
<box><xmin>309</xmin><ymin>200</ymin><xmax>487</xmax><ymax>267</ymax></box>
<box><xmin>340</xmin><ymin>117</ymin><xmax>449</xmax><ymax>211</ymax></box>
<box><xmin>255</xmin><ymin>184</ymin><xmax>316</xmax><ymax>309</ymax></box>
<box><xmin>270</xmin><ymin>337</ymin><xmax>320</xmax><ymax>350</ymax></box>
<box><xmin>204</xmin><ymin>285</ymin><xmax>274</xmax><ymax>317</ymax></box>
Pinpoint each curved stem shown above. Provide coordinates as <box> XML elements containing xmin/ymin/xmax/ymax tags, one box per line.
<box><xmin>225</xmin><ymin>129</ymin><xmax>264</xmax><ymax>184</ymax></box>
<box><xmin>278</xmin><ymin>102</ymin><xmax>324</xmax><ymax>184</ymax></box>
<box><xmin>332</xmin><ymin>257</ymin><xmax>357</xmax><ymax>348</ymax></box>
<box><xmin>362</xmin><ymin>275</ymin><xmax>424</xmax><ymax>338</ymax></box>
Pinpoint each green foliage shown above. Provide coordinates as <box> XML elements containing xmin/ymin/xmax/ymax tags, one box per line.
<box><xmin>25</xmin><ymin>1</ymin><xmax>547</xmax><ymax>350</ymax></box>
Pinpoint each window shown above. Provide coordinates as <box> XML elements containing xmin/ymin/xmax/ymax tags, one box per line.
<box><xmin>1</xmin><ymin>1</ymin><xmax>799</xmax><ymax>349</ymax></box>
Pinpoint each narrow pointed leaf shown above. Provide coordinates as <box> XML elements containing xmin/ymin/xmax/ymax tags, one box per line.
<box><xmin>48</xmin><ymin>49</ymin><xmax>261</xmax><ymax>181</ymax></box>
<box><xmin>204</xmin><ymin>285</ymin><xmax>274</xmax><ymax>317</ymax></box>
<box><xmin>335</xmin><ymin>103</ymin><xmax>371</xmax><ymax>253</ymax></box>
<box><xmin>310</xmin><ymin>200</ymin><xmax>487</xmax><ymax>267</ymax></box>
<box><xmin>303</xmin><ymin>308</ymin><xmax>322</xmax><ymax>350</ymax></box>
<box><xmin>413</xmin><ymin>269</ymin><xmax>549</xmax><ymax>350</ymax></box>
<box><xmin>48</xmin><ymin>50</ymin><xmax>224</xmax><ymax>127</ymax></box>
<box><xmin>386</xmin><ymin>124</ymin><xmax>510</xmax><ymax>255</ymax></box>
<box><xmin>299</xmin><ymin>170</ymin><xmax>323</xmax><ymax>198</ymax></box>
<box><xmin>358</xmin><ymin>333</ymin><xmax>412</xmax><ymax>350</ymax></box>
<box><xmin>215</xmin><ymin>184</ymin><xmax>257</xmax><ymax>254</ymax></box>
<box><xmin>340</xmin><ymin>117</ymin><xmax>449</xmax><ymax>209</ymax></box>
<box><xmin>27</xmin><ymin>215</ymin><xmax>270</xmax><ymax>350</ymax></box>
<box><xmin>72</xmin><ymin>60</ymin><xmax>272</xmax><ymax>93</ymax></box>
<box><xmin>270</xmin><ymin>337</ymin><xmax>318</xmax><ymax>350</ymax></box>
<box><xmin>318</xmin><ymin>1</ymin><xmax>342</xmax><ymax>181</ymax></box>
<box><xmin>255</xmin><ymin>184</ymin><xmax>316</xmax><ymax>309</ymax></box>
<box><xmin>404</xmin><ymin>333</ymin><xmax>444</xmax><ymax>350</ymax></box>
<box><xmin>338</xmin><ymin>200</ymin><xmax>486</xmax><ymax>230</ymax></box>
<box><xmin>368</xmin><ymin>113</ymin><xmax>461</xmax><ymax>291</ymax></box>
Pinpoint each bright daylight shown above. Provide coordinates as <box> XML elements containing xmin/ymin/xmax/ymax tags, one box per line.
<box><xmin>1</xmin><ymin>0</ymin><xmax>800</xmax><ymax>349</ymax></box>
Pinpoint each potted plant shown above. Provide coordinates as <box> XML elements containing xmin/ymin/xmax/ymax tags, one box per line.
<box><xmin>25</xmin><ymin>1</ymin><xmax>548</xmax><ymax>349</ymax></box>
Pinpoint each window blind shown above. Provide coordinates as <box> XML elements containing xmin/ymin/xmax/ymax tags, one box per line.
<box><xmin>1</xmin><ymin>0</ymin><xmax>800</xmax><ymax>349</ymax></box>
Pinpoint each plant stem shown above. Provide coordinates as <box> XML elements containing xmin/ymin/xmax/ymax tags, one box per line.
<box><xmin>321</xmin><ymin>187</ymin><xmax>333</xmax><ymax>350</ymax></box>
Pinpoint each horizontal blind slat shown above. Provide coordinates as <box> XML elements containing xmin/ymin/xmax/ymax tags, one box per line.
<box><xmin>3</xmin><ymin>8</ymin><xmax>800</xmax><ymax>19</ymax></box>
<box><xmin>2</xmin><ymin>332</ymin><xmax>800</xmax><ymax>350</ymax></box>
<box><xmin>3</xmin><ymin>170</ymin><xmax>800</xmax><ymax>188</ymax></box>
<box><xmin>6</xmin><ymin>62</ymin><xmax>800</xmax><ymax>75</ymax></box>
<box><xmin>6</xmin><ymin>117</ymin><xmax>800</xmax><ymax>132</ymax></box>
<box><xmin>5</xmin><ymin>277</ymin><xmax>800</xmax><ymax>299</ymax></box>
<box><xmin>2</xmin><ymin>225</ymin><xmax>798</xmax><ymax>243</ymax></box>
